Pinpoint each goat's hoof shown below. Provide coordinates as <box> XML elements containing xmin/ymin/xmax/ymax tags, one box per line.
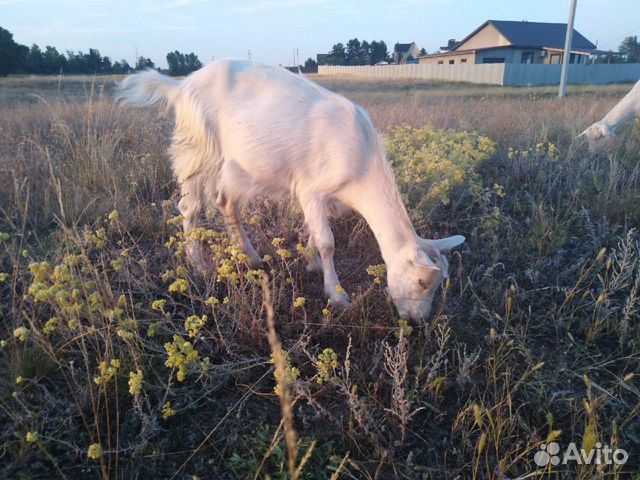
<box><xmin>305</xmin><ymin>262</ymin><xmax>323</xmax><ymax>273</ymax></box>
<box><xmin>247</xmin><ymin>257</ymin><xmax>264</xmax><ymax>269</ymax></box>
<box><xmin>328</xmin><ymin>292</ymin><xmax>351</xmax><ymax>307</ymax></box>
<box><xmin>189</xmin><ymin>261</ymin><xmax>210</xmax><ymax>277</ymax></box>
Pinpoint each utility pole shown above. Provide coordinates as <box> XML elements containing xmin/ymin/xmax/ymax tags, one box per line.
<box><xmin>248</xmin><ymin>50</ymin><xmax>251</xmax><ymax>61</ymax></box>
<box><xmin>559</xmin><ymin>0</ymin><xmax>577</xmax><ymax>98</ymax></box>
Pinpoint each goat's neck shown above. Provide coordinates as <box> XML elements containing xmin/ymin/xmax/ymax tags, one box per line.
<box><xmin>344</xmin><ymin>164</ymin><xmax>419</xmax><ymax>266</ymax></box>
<box><xmin>600</xmin><ymin>81</ymin><xmax>640</xmax><ymax>131</ymax></box>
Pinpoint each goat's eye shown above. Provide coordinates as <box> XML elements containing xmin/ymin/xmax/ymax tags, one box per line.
<box><xmin>418</xmin><ymin>279</ymin><xmax>431</xmax><ymax>290</ymax></box>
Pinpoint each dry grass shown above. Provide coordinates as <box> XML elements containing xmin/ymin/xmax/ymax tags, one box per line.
<box><xmin>0</xmin><ymin>74</ymin><xmax>639</xmax><ymax>479</ymax></box>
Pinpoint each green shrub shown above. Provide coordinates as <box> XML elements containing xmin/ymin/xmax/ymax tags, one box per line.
<box><xmin>386</xmin><ymin>125</ymin><xmax>496</xmax><ymax>210</ymax></box>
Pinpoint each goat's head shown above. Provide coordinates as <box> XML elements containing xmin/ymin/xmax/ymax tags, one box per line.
<box><xmin>386</xmin><ymin>235</ymin><xmax>465</xmax><ymax>322</ymax></box>
<box><xmin>579</xmin><ymin>122</ymin><xmax>613</xmax><ymax>153</ymax></box>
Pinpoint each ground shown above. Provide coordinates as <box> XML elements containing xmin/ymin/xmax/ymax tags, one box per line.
<box><xmin>0</xmin><ymin>74</ymin><xmax>639</xmax><ymax>479</ymax></box>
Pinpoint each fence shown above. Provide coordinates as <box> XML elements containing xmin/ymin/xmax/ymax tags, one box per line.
<box><xmin>318</xmin><ymin>63</ymin><xmax>640</xmax><ymax>86</ymax></box>
<box><xmin>318</xmin><ymin>64</ymin><xmax>505</xmax><ymax>85</ymax></box>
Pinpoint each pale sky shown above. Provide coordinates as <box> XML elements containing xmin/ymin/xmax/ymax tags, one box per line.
<box><xmin>2</xmin><ymin>0</ymin><xmax>639</xmax><ymax>68</ymax></box>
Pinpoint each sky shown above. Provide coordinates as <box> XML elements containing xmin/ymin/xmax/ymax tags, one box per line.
<box><xmin>2</xmin><ymin>0</ymin><xmax>639</xmax><ymax>68</ymax></box>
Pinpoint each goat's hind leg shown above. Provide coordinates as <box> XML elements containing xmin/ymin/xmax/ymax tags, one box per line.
<box><xmin>215</xmin><ymin>192</ymin><xmax>262</xmax><ymax>268</ymax></box>
<box><xmin>178</xmin><ymin>179</ymin><xmax>208</xmax><ymax>274</ymax></box>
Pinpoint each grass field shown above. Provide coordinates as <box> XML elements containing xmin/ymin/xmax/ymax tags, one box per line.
<box><xmin>1</xmin><ymin>74</ymin><xmax>639</xmax><ymax>479</ymax></box>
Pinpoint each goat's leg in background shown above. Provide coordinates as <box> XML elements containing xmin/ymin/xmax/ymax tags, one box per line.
<box><xmin>215</xmin><ymin>192</ymin><xmax>262</xmax><ymax>268</ymax></box>
<box><xmin>304</xmin><ymin>233</ymin><xmax>323</xmax><ymax>273</ymax></box>
<box><xmin>301</xmin><ymin>197</ymin><xmax>349</xmax><ymax>306</ymax></box>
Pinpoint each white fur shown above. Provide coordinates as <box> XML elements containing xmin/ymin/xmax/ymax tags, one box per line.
<box><xmin>117</xmin><ymin>59</ymin><xmax>465</xmax><ymax>320</ymax></box>
<box><xmin>581</xmin><ymin>80</ymin><xmax>640</xmax><ymax>153</ymax></box>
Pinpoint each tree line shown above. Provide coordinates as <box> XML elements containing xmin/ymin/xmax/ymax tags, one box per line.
<box><xmin>308</xmin><ymin>38</ymin><xmax>392</xmax><ymax>67</ymax></box>
<box><xmin>0</xmin><ymin>26</ymin><xmax>202</xmax><ymax>76</ymax></box>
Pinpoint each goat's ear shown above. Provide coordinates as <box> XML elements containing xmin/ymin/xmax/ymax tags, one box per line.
<box><xmin>431</xmin><ymin>235</ymin><xmax>465</xmax><ymax>253</ymax></box>
<box><xmin>408</xmin><ymin>246</ymin><xmax>440</xmax><ymax>270</ymax></box>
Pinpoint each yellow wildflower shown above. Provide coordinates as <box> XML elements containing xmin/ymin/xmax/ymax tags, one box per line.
<box><xmin>168</xmin><ymin>278</ymin><xmax>188</xmax><ymax>294</ymax></box>
<box><xmin>14</xmin><ymin>327</ymin><xmax>30</xmax><ymax>342</ymax></box>
<box><xmin>316</xmin><ymin>348</ymin><xmax>339</xmax><ymax>384</ymax></box>
<box><xmin>87</xmin><ymin>443</ymin><xmax>102</xmax><ymax>460</ymax></box>
<box><xmin>271</xmin><ymin>237</ymin><xmax>285</xmax><ymax>247</ymax></box>
<box><xmin>185</xmin><ymin>314</ymin><xmax>207</xmax><ymax>338</ymax></box>
<box><xmin>151</xmin><ymin>299</ymin><xmax>166</xmax><ymax>311</ymax></box>
<box><xmin>164</xmin><ymin>335</ymin><xmax>200</xmax><ymax>382</ymax></box>
<box><xmin>162</xmin><ymin>402</ymin><xmax>176</xmax><ymax>420</ymax></box>
<box><xmin>128</xmin><ymin>369</ymin><xmax>144</xmax><ymax>396</ymax></box>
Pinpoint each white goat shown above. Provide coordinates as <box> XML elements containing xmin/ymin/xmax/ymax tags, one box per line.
<box><xmin>117</xmin><ymin>59</ymin><xmax>464</xmax><ymax>321</ymax></box>
<box><xmin>580</xmin><ymin>79</ymin><xmax>640</xmax><ymax>153</ymax></box>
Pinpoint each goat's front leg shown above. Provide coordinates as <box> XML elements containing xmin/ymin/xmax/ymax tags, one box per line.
<box><xmin>215</xmin><ymin>192</ymin><xmax>262</xmax><ymax>268</ymax></box>
<box><xmin>301</xmin><ymin>199</ymin><xmax>349</xmax><ymax>306</ymax></box>
<box><xmin>178</xmin><ymin>179</ymin><xmax>207</xmax><ymax>273</ymax></box>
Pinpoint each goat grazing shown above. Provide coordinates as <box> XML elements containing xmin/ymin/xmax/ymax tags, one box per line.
<box><xmin>580</xmin><ymin>79</ymin><xmax>640</xmax><ymax>153</ymax></box>
<box><xmin>117</xmin><ymin>60</ymin><xmax>465</xmax><ymax>321</ymax></box>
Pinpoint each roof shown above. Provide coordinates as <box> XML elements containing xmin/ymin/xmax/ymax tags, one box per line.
<box><xmin>453</xmin><ymin>20</ymin><xmax>596</xmax><ymax>52</ymax></box>
<box><xmin>394</xmin><ymin>42</ymin><xmax>415</xmax><ymax>52</ymax></box>
<box><xmin>420</xmin><ymin>49</ymin><xmax>476</xmax><ymax>58</ymax></box>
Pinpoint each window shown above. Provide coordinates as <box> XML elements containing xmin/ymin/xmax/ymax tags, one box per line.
<box><xmin>521</xmin><ymin>52</ymin><xmax>534</xmax><ymax>64</ymax></box>
<box><xmin>449</xmin><ymin>59</ymin><xmax>455</xmax><ymax>64</ymax></box>
<box><xmin>437</xmin><ymin>60</ymin><xmax>444</xmax><ymax>65</ymax></box>
<box><xmin>482</xmin><ymin>57</ymin><xmax>505</xmax><ymax>64</ymax></box>
<box><xmin>569</xmin><ymin>53</ymin><xmax>581</xmax><ymax>64</ymax></box>
<box><xmin>550</xmin><ymin>53</ymin><xmax>561</xmax><ymax>64</ymax></box>
<box><xmin>461</xmin><ymin>58</ymin><xmax>467</xmax><ymax>63</ymax></box>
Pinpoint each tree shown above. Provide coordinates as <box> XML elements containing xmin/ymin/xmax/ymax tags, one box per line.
<box><xmin>101</xmin><ymin>55</ymin><xmax>112</xmax><ymax>73</ymax></box>
<box><xmin>112</xmin><ymin>59</ymin><xmax>131</xmax><ymax>74</ymax></box>
<box><xmin>166</xmin><ymin>50</ymin><xmax>202</xmax><ymax>76</ymax></box>
<box><xmin>619</xmin><ymin>36</ymin><xmax>640</xmax><ymax>63</ymax></box>
<box><xmin>360</xmin><ymin>40</ymin><xmax>371</xmax><ymax>65</ymax></box>
<box><xmin>419</xmin><ymin>47</ymin><xmax>427</xmax><ymax>56</ymax></box>
<box><xmin>66</xmin><ymin>51</ymin><xmax>88</xmax><ymax>73</ymax></box>
<box><xmin>184</xmin><ymin>52</ymin><xmax>202</xmax><ymax>73</ymax></box>
<box><xmin>369</xmin><ymin>40</ymin><xmax>389</xmax><ymax>64</ymax></box>
<box><xmin>327</xmin><ymin>43</ymin><xmax>346</xmax><ymax>65</ymax></box>
<box><xmin>304</xmin><ymin>57</ymin><xmax>317</xmax><ymax>68</ymax></box>
<box><xmin>0</xmin><ymin>26</ymin><xmax>27</xmax><ymax>75</ymax></box>
<box><xmin>346</xmin><ymin>38</ymin><xmax>362</xmax><ymax>65</ymax></box>
<box><xmin>25</xmin><ymin>44</ymin><xmax>44</xmax><ymax>73</ymax></box>
<box><xmin>135</xmin><ymin>56</ymin><xmax>155</xmax><ymax>71</ymax></box>
<box><xmin>42</xmin><ymin>46</ymin><xmax>66</xmax><ymax>74</ymax></box>
<box><xmin>86</xmin><ymin>48</ymin><xmax>103</xmax><ymax>73</ymax></box>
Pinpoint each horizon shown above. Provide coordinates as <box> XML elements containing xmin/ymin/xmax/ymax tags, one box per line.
<box><xmin>2</xmin><ymin>0</ymin><xmax>639</xmax><ymax>68</ymax></box>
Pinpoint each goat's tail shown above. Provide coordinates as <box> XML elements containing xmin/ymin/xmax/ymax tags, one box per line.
<box><xmin>116</xmin><ymin>69</ymin><xmax>180</xmax><ymax>108</ymax></box>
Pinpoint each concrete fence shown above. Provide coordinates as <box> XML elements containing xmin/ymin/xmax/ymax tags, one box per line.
<box><xmin>318</xmin><ymin>64</ymin><xmax>505</xmax><ymax>85</ymax></box>
<box><xmin>318</xmin><ymin>63</ymin><xmax>640</xmax><ymax>86</ymax></box>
